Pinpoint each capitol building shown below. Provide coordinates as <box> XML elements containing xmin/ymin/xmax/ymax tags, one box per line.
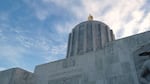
<box><xmin>0</xmin><ymin>15</ymin><xmax>150</xmax><ymax>84</ymax></box>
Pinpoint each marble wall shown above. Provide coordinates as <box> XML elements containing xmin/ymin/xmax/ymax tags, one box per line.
<box><xmin>0</xmin><ymin>68</ymin><xmax>34</xmax><ymax>84</ymax></box>
<box><xmin>35</xmin><ymin>31</ymin><xmax>150</xmax><ymax>84</ymax></box>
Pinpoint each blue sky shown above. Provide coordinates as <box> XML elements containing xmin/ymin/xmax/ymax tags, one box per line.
<box><xmin>0</xmin><ymin>0</ymin><xmax>150</xmax><ymax>72</ymax></box>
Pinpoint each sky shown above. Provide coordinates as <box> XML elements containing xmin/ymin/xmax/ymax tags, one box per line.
<box><xmin>0</xmin><ymin>0</ymin><xmax>150</xmax><ymax>72</ymax></box>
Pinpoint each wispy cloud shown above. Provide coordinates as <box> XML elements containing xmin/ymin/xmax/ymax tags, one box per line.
<box><xmin>26</xmin><ymin>0</ymin><xmax>149</xmax><ymax>38</ymax></box>
<box><xmin>23</xmin><ymin>0</ymin><xmax>69</xmax><ymax>21</ymax></box>
<box><xmin>44</xmin><ymin>43</ymin><xmax>67</xmax><ymax>62</ymax></box>
<box><xmin>13</xmin><ymin>30</ymin><xmax>67</xmax><ymax>62</ymax></box>
<box><xmin>0</xmin><ymin>45</ymin><xmax>25</xmax><ymax>66</ymax></box>
<box><xmin>0</xmin><ymin>12</ymin><xmax>10</xmax><ymax>22</ymax></box>
<box><xmin>138</xmin><ymin>12</ymin><xmax>150</xmax><ymax>33</ymax></box>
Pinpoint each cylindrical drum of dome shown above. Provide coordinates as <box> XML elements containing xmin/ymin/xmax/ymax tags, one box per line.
<box><xmin>66</xmin><ymin>20</ymin><xmax>115</xmax><ymax>57</ymax></box>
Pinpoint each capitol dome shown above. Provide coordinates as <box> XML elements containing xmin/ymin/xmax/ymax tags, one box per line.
<box><xmin>67</xmin><ymin>16</ymin><xmax>115</xmax><ymax>57</ymax></box>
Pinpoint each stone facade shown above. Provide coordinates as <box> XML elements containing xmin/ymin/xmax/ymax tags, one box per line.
<box><xmin>0</xmin><ymin>68</ymin><xmax>34</xmax><ymax>84</ymax></box>
<box><xmin>0</xmin><ymin>20</ymin><xmax>150</xmax><ymax>84</ymax></box>
<box><xmin>35</xmin><ymin>31</ymin><xmax>150</xmax><ymax>84</ymax></box>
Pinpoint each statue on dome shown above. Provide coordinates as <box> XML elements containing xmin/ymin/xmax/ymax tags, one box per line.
<box><xmin>88</xmin><ymin>14</ymin><xmax>93</xmax><ymax>21</ymax></box>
